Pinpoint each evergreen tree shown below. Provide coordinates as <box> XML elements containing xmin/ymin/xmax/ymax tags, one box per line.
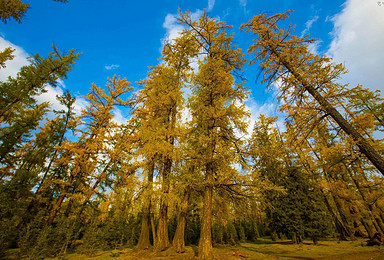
<box><xmin>266</xmin><ymin>167</ymin><xmax>332</xmax><ymax>244</ymax></box>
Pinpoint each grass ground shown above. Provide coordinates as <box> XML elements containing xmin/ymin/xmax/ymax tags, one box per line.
<box><xmin>8</xmin><ymin>238</ymin><xmax>384</xmax><ymax>259</ymax></box>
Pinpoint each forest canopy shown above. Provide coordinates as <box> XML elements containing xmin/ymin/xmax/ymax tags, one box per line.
<box><xmin>1</xmin><ymin>4</ymin><xmax>384</xmax><ymax>260</ymax></box>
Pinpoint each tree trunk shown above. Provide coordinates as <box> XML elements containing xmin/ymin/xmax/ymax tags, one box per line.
<box><xmin>198</xmin><ymin>163</ymin><xmax>214</xmax><ymax>260</ymax></box>
<box><xmin>374</xmin><ymin>216</ymin><xmax>384</xmax><ymax>234</ymax></box>
<box><xmin>151</xmin><ymin>213</ymin><xmax>156</xmax><ymax>246</ymax></box>
<box><xmin>332</xmin><ymin>194</ymin><xmax>354</xmax><ymax>240</ymax></box>
<box><xmin>172</xmin><ymin>186</ymin><xmax>191</xmax><ymax>253</ymax></box>
<box><xmin>47</xmin><ymin>174</ymin><xmax>74</xmax><ymax>225</ymax></box>
<box><xmin>136</xmin><ymin>160</ymin><xmax>155</xmax><ymax>250</ymax></box>
<box><xmin>361</xmin><ymin>219</ymin><xmax>375</xmax><ymax>238</ymax></box>
<box><xmin>136</xmin><ymin>205</ymin><xmax>151</xmax><ymax>250</ymax></box>
<box><xmin>321</xmin><ymin>191</ymin><xmax>348</xmax><ymax>240</ymax></box>
<box><xmin>154</xmin><ymin>157</ymin><xmax>171</xmax><ymax>252</ymax></box>
<box><xmin>274</xmin><ymin>49</ymin><xmax>384</xmax><ymax>176</ymax></box>
<box><xmin>154</xmin><ymin>201</ymin><xmax>170</xmax><ymax>251</ymax></box>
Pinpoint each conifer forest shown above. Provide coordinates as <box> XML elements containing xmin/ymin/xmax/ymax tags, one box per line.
<box><xmin>1</xmin><ymin>1</ymin><xmax>384</xmax><ymax>259</ymax></box>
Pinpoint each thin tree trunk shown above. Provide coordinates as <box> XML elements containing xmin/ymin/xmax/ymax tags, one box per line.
<box><xmin>172</xmin><ymin>186</ymin><xmax>191</xmax><ymax>253</ymax></box>
<box><xmin>198</xmin><ymin>162</ymin><xmax>214</xmax><ymax>260</ymax></box>
<box><xmin>151</xmin><ymin>213</ymin><xmax>156</xmax><ymax>246</ymax></box>
<box><xmin>321</xmin><ymin>190</ymin><xmax>348</xmax><ymax>240</ymax></box>
<box><xmin>47</xmin><ymin>174</ymin><xmax>74</xmax><ymax>225</ymax></box>
<box><xmin>344</xmin><ymin>163</ymin><xmax>384</xmax><ymax>234</ymax></box>
<box><xmin>331</xmin><ymin>194</ymin><xmax>354</xmax><ymax>240</ymax></box>
<box><xmin>77</xmin><ymin>160</ymin><xmax>114</xmax><ymax>217</ymax></box>
<box><xmin>361</xmin><ymin>219</ymin><xmax>375</xmax><ymax>238</ymax></box>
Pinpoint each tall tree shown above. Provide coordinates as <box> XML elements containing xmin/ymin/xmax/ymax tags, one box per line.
<box><xmin>0</xmin><ymin>46</ymin><xmax>79</xmax><ymax>170</ymax></box>
<box><xmin>47</xmin><ymin>75</ymin><xmax>131</xmax><ymax>224</ymax></box>
<box><xmin>179</xmin><ymin>11</ymin><xmax>248</xmax><ymax>259</ymax></box>
<box><xmin>241</xmin><ymin>12</ymin><xmax>384</xmax><ymax>176</ymax></box>
<box><xmin>133</xmin><ymin>31</ymin><xmax>198</xmax><ymax>251</ymax></box>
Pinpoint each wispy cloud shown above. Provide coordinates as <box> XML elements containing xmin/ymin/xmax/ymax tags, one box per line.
<box><xmin>105</xmin><ymin>64</ymin><xmax>120</xmax><ymax>70</ymax></box>
<box><xmin>244</xmin><ymin>95</ymin><xmax>285</xmax><ymax>137</ymax></box>
<box><xmin>239</xmin><ymin>0</ymin><xmax>247</xmax><ymax>7</ymax></box>
<box><xmin>301</xmin><ymin>15</ymin><xmax>319</xmax><ymax>37</ymax></box>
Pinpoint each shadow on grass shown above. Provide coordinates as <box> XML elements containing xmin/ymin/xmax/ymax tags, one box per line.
<box><xmin>248</xmin><ymin>239</ymin><xmax>298</xmax><ymax>245</ymax></box>
<box><xmin>241</xmin><ymin>245</ymin><xmax>315</xmax><ymax>260</ymax></box>
<box><xmin>241</xmin><ymin>240</ymin><xmax>319</xmax><ymax>260</ymax></box>
<box><xmin>247</xmin><ymin>239</ymin><xmax>328</xmax><ymax>246</ymax></box>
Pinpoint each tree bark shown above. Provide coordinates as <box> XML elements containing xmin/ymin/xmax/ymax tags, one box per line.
<box><xmin>136</xmin><ymin>205</ymin><xmax>152</xmax><ymax>250</ymax></box>
<box><xmin>47</xmin><ymin>174</ymin><xmax>74</xmax><ymax>225</ymax></box>
<box><xmin>198</xmin><ymin>163</ymin><xmax>214</xmax><ymax>260</ymax></box>
<box><xmin>321</xmin><ymin>190</ymin><xmax>348</xmax><ymax>240</ymax></box>
<box><xmin>273</xmin><ymin>48</ymin><xmax>384</xmax><ymax>176</ymax></box>
<box><xmin>136</xmin><ymin>160</ymin><xmax>155</xmax><ymax>250</ymax></box>
<box><xmin>154</xmin><ymin>157</ymin><xmax>171</xmax><ymax>252</ymax></box>
<box><xmin>332</xmin><ymin>194</ymin><xmax>354</xmax><ymax>240</ymax></box>
<box><xmin>344</xmin><ymin>163</ymin><xmax>384</xmax><ymax>234</ymax></box>
<box><xmin>361</xmin><ymin>219</ymin><xmax>375</xmax><ymax>238</ymax></box>
<box><xmin>172</xmin><ymin>186</ymin><xmax>191</xmax><ymax>253</ymax></box>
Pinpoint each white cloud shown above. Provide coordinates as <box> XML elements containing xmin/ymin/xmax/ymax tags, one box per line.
<box><xmin>207</xmin><ymin>0</ymin><xmax>215</xmax><ymax>12</ymax></box>
<box><xmin>35</xmin><ymin>84</ymin><xmax>88</xmax><ymax>117</ymax></box>
<box><xmin>161</xmin><ymin>10</ymin><xmax>205</xmax><ymax>74</ymax></box>
<box><xmin>105</xmin><ymin>64</ymin><xmax>120</xmax><ymax>70</ymax></box>
<box><xmin>112</xmin><ymin>107</ymin><xmax>130</xmax><ymax>125</ymax></box>
<box><xmin>0</xmin><ymin>37</ymin><xmax>29</xmax><ymax>81</ymax></box>
<box><xmin>37</xmin><ymin>85</ymin><xmax>66</xmax><ymax>111</ymax></box>
<box><xmin>72</xmin><ymin>95</ymin><xmax>89</xmax><ymax>116</ymax></box>
<box><xmin>239</xmin><ymin>0</ymin><xmax>247</xmax><ymax>7</ymax></box>
<box><xmin>244</xmin><ymin>96</ymin><xmax>285</xmax><ymax>137</ymax></box>
<box><xmin>162</xmin><ymin>9</ymin><xmax>204</xmax><ymax>45</ymax></box>
<box><xmin>162</xmin><ymin>13</ymin><xmax>185</xmax><ymax>45</ymax></box>
<box><xmin>327</xmin><ymin>0</ymin><xmax>384</xmax><ymax>92</ymax></box>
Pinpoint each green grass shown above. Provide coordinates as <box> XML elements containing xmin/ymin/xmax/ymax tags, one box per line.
<box><xmin>7</xmin><ymin>237</ymin><xmax>384</xmax><ymax>259</ymax></box>
<box><xmin>237</xmin><ymin>238</ymin><xmax>383</xmax><ymax>259</ymax></box>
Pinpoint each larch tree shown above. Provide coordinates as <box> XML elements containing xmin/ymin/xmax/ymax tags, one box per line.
<box><xmin>47</xmin><ymin>75</ymin><xmax>132</xmax><ymax>224</ymax></box>
<box><xmin>241</xmin><ymin>11</ymin><xmax>384</xmax><ymax>176</ymax></box>
<box><xmin>133</xmin><ymin>31</ymin><xmax>198</xmax><ymax>251</ymax></box>
<box><xmin>179</xmin><ymin>10</ymin><xmax>249</xmax><ymax>259</ymax></box>
<box><xmin>13</xmin><ymin>91</ymin><xmax>78</xmax><ymax>228</ymax></box>
<box><xmin>0</xmin><ymin>47</ymin><xmax>79</xmax><ymax>170</ymax></box>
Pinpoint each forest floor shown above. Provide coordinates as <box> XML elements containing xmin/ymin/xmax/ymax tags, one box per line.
<box><xmin>41</xmin><ymin>238</ymin><xmax>384</xmax><ymax>260</ymax></box>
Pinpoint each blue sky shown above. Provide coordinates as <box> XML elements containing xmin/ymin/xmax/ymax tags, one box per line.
<box><xmin>1</xmin><ymin>0</ymin><xmax>383</xmax><ymax>129</ymax></box>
